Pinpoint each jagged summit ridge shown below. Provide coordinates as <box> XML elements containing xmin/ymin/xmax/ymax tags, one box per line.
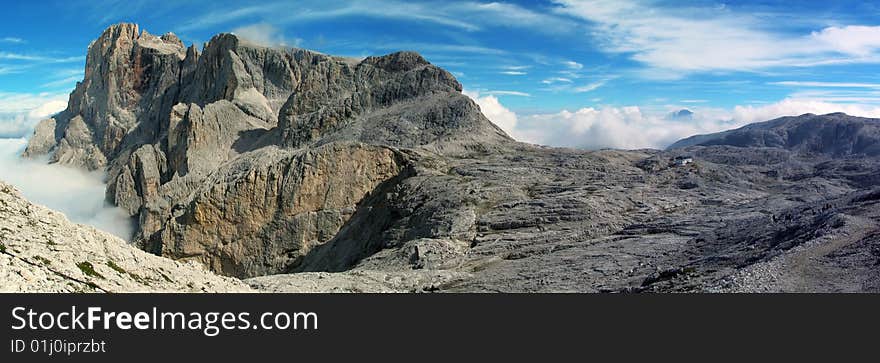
<box><xmin>26</xmin><ymin>23</ymin><xmax>506</xmax><ymax>169</ymax></box>
<box><xmin>23</xmin><ymin>23</ymin><xmax>510</xmax><ymax>277</ymax></box>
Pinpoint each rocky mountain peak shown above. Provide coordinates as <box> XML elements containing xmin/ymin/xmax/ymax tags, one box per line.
<box><xmin>22</xmin><ymin>23</ymin><xmax>510</xmax><ymax>277</ymax></box>
<box><xmin>362</xmin><ymin>51</ymin><xmax>433</xmax><ymax>73</ymax></box>
<box><xmin>668</xmin><ymin>109</ymin><xmax>694</xmax><ymax>120</ymax></box>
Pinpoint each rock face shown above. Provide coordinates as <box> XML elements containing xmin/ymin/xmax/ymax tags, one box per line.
<box><xmin>22</xmin><ymin>23</ymin><xmax>880</xmax><ymax>292</ymax></box>
<box><xmin>0</xmin><ymin>181</ymin><xmax>250</xmax><ymax>293</ymax></box>
<box><xmin>26</xmin><ymin>23</ymin><xmax>509</xmax><ymax>279</ymax></box>
<box><xmin>24</xmin><ymin>24</ymin><xmax>187</xmax><ymax>170</ymax></box>
<box><xmin>154</xmin><ymin>142</ymin><xmax>409</xmax><ymax>277</ymax></box>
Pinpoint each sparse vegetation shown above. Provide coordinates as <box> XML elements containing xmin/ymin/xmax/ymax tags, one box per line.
<box><xmin>76</xmin><ymin>261</ymin><xmax>104</xmax><ymax>279</ymax></box>
<box><xmin>158</xmin><ymin>271</ymin><xmax>173</xmax><ymax>283</ymax></box>
<box><xmin>106</xmin><ymin>260</ymin><xmax>126</xmax><ymax>274</ymax></box>
<box><xmin>107</xmin><ymin>260</ymin><xmax>150</xmax><ymax>285</ymax></box>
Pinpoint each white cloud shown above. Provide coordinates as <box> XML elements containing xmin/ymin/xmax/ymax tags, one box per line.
<box><xmin>41</xmin><ymin>76</ymin><xmax>82</xmax><ymax>89</ymax></box>
<box><xmin>178</xmin><ymin>4</ymin><xmax>276</xmax><ymax>32</ymax></box>
<box><xmin>0</xmin><ymin>52</ymin><xmax>43</xmax><ymax>61</ymax></box>
<box><xmin>0</xmin><ymin>92</ymin><xmax>68</xmax><ymax>138</ymax></box>
<box><xmin>0</xmin><ymin>37</ymin><xmax>24</xmax><ymax>43</ymax></box>
<box><xmin>0</xmin><ymin>65</ymin><xmax>29</xmax><ymax>75</ymax></box>
<box><xmin>456</xmin><ymin>1</ymin><xmax>578</xmax><ymax>32</ymax></box>
<box><xmin>181</xmin><ymin>1</ymin><xmax>480</xmax><ymax>32</ymax></box>
<box><xmin>542</xmin><ymin>77</ymin><xmax>573</xmax><ymax>84</ymax></box>
<box><xmin>467</xmin><ymin>90</ymin><xmax>880</xmax><ymax>150</ymax></box>
<box><xmin>0</xmin><ymin>94</ymin><xmax>132</xmax><ymax>240</ymax></box>
<box><xmin>464</xmin><ymin>90</ymin><xmax>548</xmax><ymax>144</ymax></box>
<box><xmin>463</xmin><ymin>90</ymin><xmax>519</xmax><ymax>136</ymax></box>
<box><xmin>504</xmin><ymin>106</ymin><xmax>734</xmax><ymax>149</ymax></box>
<box><xmin>731</xmin><ymin>99</ymin><xmax>880</xmax><ymax>124</ymax></box>
<box><xmin>231</xmin><ymin>23</ymin><xmax>298</xmax><ymax>47</ymax></box>
<box><xmin>542</xmin><ymin>77</ymin><xmax>613</xmax><ymax>93</ymax></box>
<box><xmin>811</xmin><ymin>26</ymin><xmax>880</xmax><ymax>56</ymax></box>
<box><xmin>0</xmin><ymin>52</ymin><xmax>83</xmax><ymax>63</ymax></box>
<box><xmin>563</xmin><ymin>60</ymin><xmax>583</xmax><ymax>69</ymax></box>
<box><xmin>375</xmin><ymin>42</ymin><xmax>507</xmax><ymax>55</ymax></box>
<box><xmin>573</xmin><ymin>81</ymin><xmax>606</xmax><ymax>93</ymax></box>
<box><xmin>770</xmin><ymin>81</ymin><xmax>880</xmax><ymax>89</ymax></box>
<box><xmin>0</xmin><ymin>138</ymin><xmax>134</xmax><ymax>240</ymax></box>
<box><xmin>552</xmin><ymin>0</ymin><xmax>880</xmax><ymax>75</ymax></box>
<box><xmin>500</xmin><ymin>71</ymin><xmax>527</xmax><ymax>75</ymax></box>
<box><xmin>179</xmin><ymin>0</ymin><xmax>576</xmax><ymax>34</ymax></box>
<box><xmin>482</xmin><ymin>90</ymin><xmax>531</xmax><ymax>97</ymax></box>
<box><xmin>28</xmin><ymin>100</ymin><xmax>68</xmax><ymax>120</ymax></box>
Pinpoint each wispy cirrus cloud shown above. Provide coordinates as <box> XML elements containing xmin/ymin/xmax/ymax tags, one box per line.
<box><xmin>573</xmin><ymin>80</ymin><xmax>607</xmax><ymax>93</ymax></box>
<box><xmin>542</xmin><ymin>77</ymin><xmax>573</xmax><ymax>84</ymax></box>
<box><xmin>562</xmin><ymin>60</ymin><xmax>583</xmax><ymax>70</ymax></box>
<box><xmin>0</xmin><ymin>37</ymin><xmax>24</xmax><ymax>43</ymax></box>
<box><xmin>769</xmin><ymin>81</ymin><xmax>880</xmax><ymax>104</ymax></box>
<box><xmin>374</xmin><ymin>42</ymin><xmax>507</xmax><ymax>55</ymax></box>
<box><xmin>0</xmin><ymin>52</ymin><xmax>84</xmax><ymax>63</ymax></box>
<box><xmin>770</xmin><ymin>81</ymin><xmax>880</xmax><ymax>89</ymax></box>
<box><xmin>41</xmin><ymin>76</ymin><xmax>82</xmax><ymax>89</ymax></box>
<box><xmin>551</xmin><ymin>0</ymin><xmax>880</xmax><ymax>76</ymax></box>
<box><xmin>0</xmin><ymin>65</ymin><xmax>28</xmax><ymax>75</ymax></box>
<box><xmin>482</xmin><ymin>90</ymin><xmax>531</xmax><ymax>97</ymax></box>
<box><xmin>541</xmin><ymin>76</ymin><xmax>615</xmax><ymax>94</ymax></box>
<box><xmin>179</xmin><ymin>1</ymin><xmax>480</xmax><ymax>32</ymax></box>
<box><xmin>177</xmin><ymin>0</ymin><xmax>576</xmax><ymax>34</ymax></box>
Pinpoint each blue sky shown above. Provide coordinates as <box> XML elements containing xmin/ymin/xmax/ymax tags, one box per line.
<box><xmin>2</xmin><ymin>0</ymin><xmax>880</xmax><ymax>149</ymax></box>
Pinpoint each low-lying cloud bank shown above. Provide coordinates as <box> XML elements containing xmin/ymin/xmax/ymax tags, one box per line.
<box><xmin>0</xmin><ymin>93</ymin><xmax>67</xmax><ymax>138</ymax></box>
<box><xmin>0</xmin><ymin>137</ymin><xmax>134</xmax><ymax>240</ymax></box>
<box><xmin>0</xmin><ymin>93</ymin><xmax>132</xmax><ymax>240</ymax></box>
<box><xmin>465</xmin><ymin>91</ymin><xmax>880</xmax><ymax>150</ymax></box>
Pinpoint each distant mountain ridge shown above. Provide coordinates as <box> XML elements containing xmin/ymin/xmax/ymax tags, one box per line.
<box><xmin>668</xmin><ymin>112</ymin><xmax>880</xmax><ymax>157</ymax></box>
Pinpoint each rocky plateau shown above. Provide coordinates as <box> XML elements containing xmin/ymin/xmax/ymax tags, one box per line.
<box><xmin>4</xmin><ymin>23</ymin><xmax>878</xmax><ymax>293</ymax></box>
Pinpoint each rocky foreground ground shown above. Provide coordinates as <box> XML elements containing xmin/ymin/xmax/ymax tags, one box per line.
<box><xmin>0</xmin><ymin>181</ymin><xmax>250</xmax><ymax>292</ymax></box>
<box><xmin>3</xmin><ymin>23</ymin><xmax>879</xmax><ymax>293</ymax></box>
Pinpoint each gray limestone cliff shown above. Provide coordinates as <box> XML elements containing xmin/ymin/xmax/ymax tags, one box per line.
<box><xmin>25</xmin><ymin>23</ymin><xmax>510</xmax><ymax>279</ymax></box>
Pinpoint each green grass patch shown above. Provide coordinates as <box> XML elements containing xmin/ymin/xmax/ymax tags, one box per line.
<box><xmin>76</xmin><ymin>262</ymin><xmax>104</xmax><ymax>279</ymax></box>
<box><xmin>0</xmin><ymin>243</ymin><xmax>6</xmax><ymax>253</ymax></box>
<box><xmin>106</xmin><ymin>260</ymin><xmax>126</xmax><ymax>274</ymax></box>
<box><xmin>33</xmin><ymin>256</ymin><xmax>51</xmax><ymax>265</ymax></box>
